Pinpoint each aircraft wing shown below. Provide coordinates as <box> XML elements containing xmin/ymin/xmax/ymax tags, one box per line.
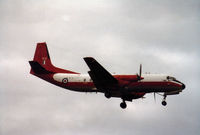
<box><xmin>84</xmin><ymin>57</ymin><xmax>118</xmax><ymax>90</ymax></box>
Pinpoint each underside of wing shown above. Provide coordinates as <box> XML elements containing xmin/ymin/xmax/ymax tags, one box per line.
<box><xmin>83</xmin><ymin>57</ymin><xmax>118</xmax><ymax>90</ymax></box>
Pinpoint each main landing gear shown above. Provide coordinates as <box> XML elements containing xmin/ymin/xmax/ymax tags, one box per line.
<box><xmin>120</xmin><ymin>99</ymin><xmax>127</xmax><ymax>109</ymax></box>
<box><xmin>104</xmin><ymin>92</ymin><xmax>111</xmax><ymax>99</ymax></box>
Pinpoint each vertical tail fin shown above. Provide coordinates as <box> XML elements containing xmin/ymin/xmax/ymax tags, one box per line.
<box><xmin>33</xmin><ymin>42</ymin><xmax>52</xmax><ymax>69</ymax></box>
<box><xmin>29</xmin><ymin>42</ymin><xmax>79</xmax><ymax>74</ymax></box>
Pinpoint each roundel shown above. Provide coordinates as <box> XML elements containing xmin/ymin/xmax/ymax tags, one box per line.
<box><xmin>62</xmin><ymin>78</ymin><xmax>68</xmax><ymax>84</ymax></box>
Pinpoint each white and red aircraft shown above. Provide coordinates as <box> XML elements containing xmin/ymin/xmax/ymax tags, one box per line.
<box><xmin>29</xmin><ymin>42</ymin><xmax>185</xmax><ymax>109</ymax></box>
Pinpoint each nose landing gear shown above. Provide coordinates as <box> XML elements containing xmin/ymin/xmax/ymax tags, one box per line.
<box><xmin>161</xmin><ymin>95</ymin><xmax>167</xmax><ymax>106</ymax></box>
<box><xmin>162</xmin><ymin>101</ymin><xmax>167</xmax><ymax>106</ymax></box>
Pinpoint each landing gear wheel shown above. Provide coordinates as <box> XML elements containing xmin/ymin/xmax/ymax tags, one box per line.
<box><xmin>162</xmin><ymin>101</ymin><xmax>167</xmax><ymax>106</ymax></box>
<box><xmin>120</xmin><ymin>102</ymin><xmax>127</xmax><ymax>109</ymax></box>
<box><xmin>104</xmin><ymin>92</ymin><xmax>111</xmax><ymax>99</ymax></box>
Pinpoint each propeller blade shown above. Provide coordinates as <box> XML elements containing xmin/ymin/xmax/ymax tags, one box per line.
<box><xmin>154</xmin><ymin>92</ymin><xmax>156</xmax><ymax>103</ymax></box>
<box><xmin>139</xmin><ymin>64</ymin><xmax>142</xmax><ymax>78</ymax></box>
<box><xmin>137</xmin><ymin>64</ymin><xmax>143</xmax><ymax>81</ymax></box>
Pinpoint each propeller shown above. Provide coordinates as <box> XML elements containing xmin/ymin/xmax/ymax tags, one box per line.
<box><xmin>139</xmin><ymin>64</ymin><xmax>142</xmax><ymax>78</ymax></box>
<box><xmin>137</xmin><ymin>64</ymin><xmax>142</xmax><ymax>80</ymax></box>
<box><xmin>154</xmin><ymin>92</ymin><xmax>156</xmax><ymax>103</ymax></box>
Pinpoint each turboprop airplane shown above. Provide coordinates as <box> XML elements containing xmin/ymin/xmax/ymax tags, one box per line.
<box><xmin>29</xmin><ymin>42</ymin><xmax>185</xmax><ymax>109</ymax></box>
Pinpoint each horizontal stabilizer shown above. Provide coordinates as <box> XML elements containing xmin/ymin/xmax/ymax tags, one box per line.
<box><xmin>29</xmin><ymin>61</ymin><xmax>53</xmax><ymax>74</ymax></box>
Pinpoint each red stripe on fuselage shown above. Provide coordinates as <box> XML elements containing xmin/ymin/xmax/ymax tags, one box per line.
<box><xmin>126</xmin><ymin>81</ymin><xmax>182</xmax><ymax>92</ymax></box>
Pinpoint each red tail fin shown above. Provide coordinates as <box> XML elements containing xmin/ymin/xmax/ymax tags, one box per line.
<box><xmin>29</xmin><ymin>42</ymin><xmax>79</xmax><ymax>74</ymax></box>
<box><xmin>33</xmin><ymin>42</ymin><xmax>52</xmax><ymax>69</ymax></box>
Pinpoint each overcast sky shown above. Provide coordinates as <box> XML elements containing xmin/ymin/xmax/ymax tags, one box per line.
<box><xmin>0</xmin><ymin>0</ymin><xmax>200</xmax><ymax>135</ymax></box>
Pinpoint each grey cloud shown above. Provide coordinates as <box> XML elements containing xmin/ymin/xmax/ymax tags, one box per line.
<box><xmin>0</xmin><ymin>0</ymin><xmax>200</xmax><ymax>135</ymax></box>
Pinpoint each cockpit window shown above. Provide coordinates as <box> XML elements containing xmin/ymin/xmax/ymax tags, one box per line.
<box><xmin>167</xmin><ymin>76</ymin><xmax>176</xmax><ymax>81</ymax></box>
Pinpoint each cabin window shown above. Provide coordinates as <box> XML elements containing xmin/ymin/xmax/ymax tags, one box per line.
<box><xmin>84</xmin><ymin>79</ymin><xmax>86</xmax><ymax>82</ymax></box>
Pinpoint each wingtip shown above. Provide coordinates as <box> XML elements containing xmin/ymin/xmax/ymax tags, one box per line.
<box><xmin>83</xmin><ymin>57</ymin><xmax>96</xmax><ymax>63</ymax></box>
<box><xmin>83</xmin><ymin>57</ymin><xmax>94</xmax><ymax>61</ymax></box>
<box><xmin>83</xmin><ymin>57</ymin><xmax>94</xmax><ymax>59</ymax></box>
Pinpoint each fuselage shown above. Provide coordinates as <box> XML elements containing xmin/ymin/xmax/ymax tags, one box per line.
<box><xmin>52</xmin><ymin>73</ymin><xmax>184</xmax><ymax>97</ymax></box>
